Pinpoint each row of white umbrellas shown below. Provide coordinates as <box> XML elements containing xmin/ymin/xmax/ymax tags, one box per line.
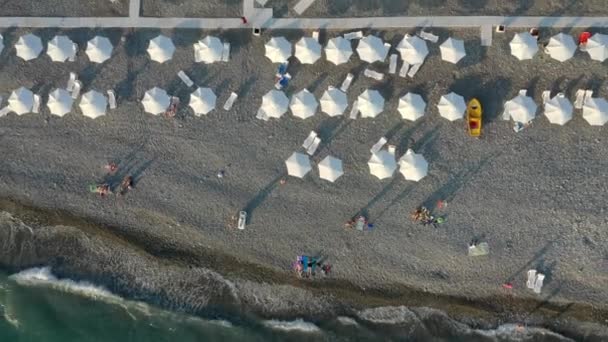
<box><xmin>5</xmin><ymin>33</ymin><xmax>112</xmax><ymax>63</ymax></box>
<box><xmin>511</xmin><ymin>32</ymin><xmax>608</xmax><ymax>62</ymax></box>
<box><xmin>285</xmin><ymin>153</ymin><xmax>344</xmax><ymax>182</ymax></box>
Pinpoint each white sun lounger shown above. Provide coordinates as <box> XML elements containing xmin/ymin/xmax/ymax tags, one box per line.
<box><xmin>418</xmin><ymin>30</ymin><xmax>439</xmax><ymax>43</ymax></box>
<box><xmin>533</xmin><ymin>273</ymin><xmax>545</xmax><ymax>294</ymax></box>
<box><xmin>399</xmin><ymin>62</ymin><xmax>410</xmax><ymax>78</ymax></box>
<box><xmin>541</xmin><ymin>90</ymin><xmax>551</xmax><ymax>104</ymax></box>
<box><xmin>383</xmin><ymin>43</ymin><xmax>391</xmax><ymax>61</ymax></box>
<box><xmin>312</xmin><ymin>31</ymin><xmax>319</xmax><ymax>42</ymax></box>
<box><xmin>221</xmin><ymin>43</ymin><xmax>230</xmax><ymax>62</ymax></box>
<box><xmin>306</xmin><ymin>137</ymin><xmax>321</xmax><ymax>155</ymax></box>
<box><xmin>32</xmin><ymin>94</ymin><xmax>41</xmax><ymax>114</ymax></box>
<box><xmin>388</xmin><ymin>54</ymin><xmax>398</xmax><ymax>74</ymax></box>
<box><xmin>66</xmin><ymin>72</ymin><xmax>77</xmax><ymax>91</ymax></box>
<box><xmin>526</xmin><ymin>269</ymin><xmax>537</xmax><ymax>289</ymax></box>
<box><xmin>468</xmin><ymin>242</ymin><xmax>490</xmax><ymax>256</ymax></box>
<box><xmin>223</xmin><ymin>92</ymin><xmax>238</xmax><ymax>111</ymax></box>
<box><xmin>407</xmin><ymin>63</ymin><xmax>422</xmax><ymax>78</ymax></box>
<box><xmin>177</xmin><ymin>70</ymin><xmax>194</xmax><ymax>88</ymax></box>
<box><xmin>71</xmin><ymin>80</ymin><xmax>82</xmax><ymax>99</ymax></box>
<box><xmin>237</xmin><ymin>211</ymin><xmax>247</xmax><ymax>230</ymax></box>
<box><xmin>349</xmin><ymin>100</ymin><xmax>359</xmax><ymax>119</ymax></box>
<box><xmin>340</xmin><ymin>73</ymin><xmax>354</xmax><ymax>92</ymax></box>
<box><xmin>0</xmin><ymin>106</ymin><xmax>10</xmax><ymax>117</ymax></box>
<box><xmin>519</xmin><ymin>89</ymin><xmax>527</xmax><ymax>96</ymax></box>
<box><xmin>343</xmin><ymin>31</ymin><xmax>363</xmax><ymax>40</ymax></box>
<box><xmin>584</xmin><ymin>90</ymin><xmax>593</xmax><ymax>105</ymax></box>
<box><xmin>107</xmin><ymin>90</ymin><xmax>117</xmax><ymax>109</ymax></box>
<box><xmin>68</xmin><ymin>43</ymin><xmax>78</xmax><ymax>62</ymax></box>
<box><xmin>370</xmin><ymin>137</ymin><xmax>387</xmax><ymax>154</ymax></box>
<box><xmin>574</xmin><ymin>89</ymin><xmax>585</xmax><ymax>109</ymax></box>
<box><xmin>302</xmin><ymin>130</ymin><xmax>318</xmax><ymax>149</ymax></box>
<box><xmin>364</xmin><ymin>68</ymin><xmax>384</xmax><ymax>81</ymax></box>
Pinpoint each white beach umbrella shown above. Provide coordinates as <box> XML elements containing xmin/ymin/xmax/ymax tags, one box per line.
<box><xmin>510</xmin><ymin>32</ymin><xmax>538</xmax><ymax>60</ymax></box>
<box><xmin>47</xmin><ymin>88</ymin><xmax>73</xmax><ymax>117</ymax></box>
<box><xmin>324</xmin><ymin>37</ymin><xmax>353</xmax><ymax>65</ymax></box>
<box><xmin>437</xmin><ymin>92</ymin><xmax>466</xmax><ymax>121</ymax></box>
<box><xmin>398</xmin><ymin>92</ymin><xmax>426</xmax><ymax>121</ymax></box>
<box><xmin>358</xmin><ymin>89</ymin><xmax>384</xmax><ymax>118</ymax></box>
<box><xmin>86</xmin><ymin>36</ymin><xmax>113</xmax><ymax>63</ymax></box>
<box><xmin>356</xmin><ymin>35</ymin><xmax>389</xmax><ymax>63</ymax></box>
<box><xmin>147</xmin><ymin>35</ymin><xmax>175</xmax><ymax>63</ymax></box>
<box><xmin>265</xmin><ymin>37</ymin><xmax>292</xmax><ymax>63</ymax></box>
<box><xmin>0</xmin><ymin>34</ymin><xmax>4</xmax><ymax>55</ymax></box>
<box><xmin>79</xmin><ymin>90</ymin><xmax>107</xmax><ymax>119</ymax></box>
<box><xmin>260</xmin><ymin>90</ymin><xmax>289</xmax><ymax>119</ymax></box>
<box><xmin>320</xmin><ymin>88</ymin><xmax>348</xmax><ymax>117</ymax></box>
<box><xmin>582</xmin><ymin>97</ymin><xmax>608</xmax><ymax>126</ymax></box>
<box><xmin>15</xmin><ymin>34</ymin><xmax>43</xmax><ymax>61</ymax></box>
<box><xmin>505</xmin><ymin>94</ymin><xmax>537</xmax><ymax>123</ymax></box>
<box><xmin>8</xmin><ymin>87</ymin><xmax>34</xmax><ymax>115</ymax></box>
<box><xmin>285</xmin><ymin>152</ymin><xmax>312</xmax><ymax>178</ymax></box>
<box><xmin>440</xmin><ymin>38</ymin><xmax>466</xmax><ymax>64</ymax></box>
<box><xmin>194</xmin><ymin>36</ymin><xmax>223</xmax><ymax>64</ymax></box>
<box><xmin>141</xmin><ymin>87</ymin><xmax>170</xmax><ymax>115</ymax></box>
<box><xmin>399</xmin><ymin>149</ymin><xmax>428</xmax><ymax>182</ymax></box>
<box><xmin>368</xmin><ymin>150</ymin><xmax>397</xmax><ymax>180</ymax></box>
<box><xmin>546</xmin><ymin>33</ymin><xmax>576</xmax><ymax>62</ymax></box>
<box><xmin>318</xmin><ymin>156</ymin><xmax>343</xmax><ymax>183</ymax></box>
<box><xmin>585</xmin><ymin>33</ymin><xmax>608</xmax><ymax>62</ymax></box>
<box><xmin>295</xmin><ymin>37</ymin><xmax>321</xmax><ymax>64</ymax></box>
<box><xmin>290</xmin><ymin>89</ymin><xmax>318</xmax><ymax>119</ymax></box>
<box><xmin>544</xmin><ymin>95</ymin><xmax>573</xmax><ymax>125</ymax></box>
<box><xmin>397</xmin><ymin>35</ymin><xmax>428</xmax><ymax>65</ymax></box>
<box><xmin>46</xmin><ymin>35</ymin><xmax>76</xmax><ymax>63</ymax></box>
<box><xmin>189</xmin><ymin>87</ymin><xmax>216</xmax><ymax>116</ymax></box>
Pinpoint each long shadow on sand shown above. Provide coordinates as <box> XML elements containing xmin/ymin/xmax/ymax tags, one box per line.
<box><xmin>242</xmin><ymin>173</ymin><xmax>286</xmax><ymax>224</ymax></box>
<box><xmin>103</xmin><ymin>148</ymin><xmax>156</xmax><ymax>192</ymax></box>
<box><xmin>504</xmin><ymin>241</ymin><xmax>554</xmax><ymax>284</ymax></box>
<box><xmin>449</xmin><ymin>75</ymin><xmax>512</xmax><ymax>124</ymax></box>
<box><xmin>352</xmin><ymin>177</ymin><xmax>400</xmax><ymax>221</ymax></box>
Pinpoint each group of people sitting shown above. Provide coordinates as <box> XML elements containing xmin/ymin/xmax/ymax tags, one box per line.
<box><xmin>411</xmin><ymin>206</ymin><xmax>445</xmax><ymax>227</ymax></box>
<box><xmin>293</xmin><ymin>255</ymin><xmax>331</xmax><ymax>278</ymax></box>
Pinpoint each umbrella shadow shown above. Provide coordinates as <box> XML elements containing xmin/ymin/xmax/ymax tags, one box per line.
<box><xmin>504</xmin><ymin>241</ymin><xmax>554</xmax><ymax>283</ymax></box>
<box><xmin>352</xmin><ymin>177</ymin><xmax>400</xmax><ymax>221</ymax></box>
<box><xmin>242</xmin><ymin>173</ymin><xmax>286</xmax><ymax>224</ymax></box>
<box><xmin>103</xmin><ymin>152</ymin><xmax>156</xmax><ymax>192</ymax></box>
<box><xmin>450</xmin><ymin>75</ymin><xmax>512</xmax><ymax>124</ymax></box>
<box><xmin>370</xmin><ymin>184</ymin><xmax>415</xmax><ymax>224</ymax></box>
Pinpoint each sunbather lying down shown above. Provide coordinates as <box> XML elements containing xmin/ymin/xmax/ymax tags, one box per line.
<box><xmin>293</xmin><ymin>255</ymin><xmax>332</xmax><ymax>278</ymax></box>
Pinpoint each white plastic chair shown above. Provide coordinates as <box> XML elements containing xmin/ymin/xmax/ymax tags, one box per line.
<box><xmin>107</xmin><ymin>90</ymin><xmax>117</xmax><ymax>109</ymax></box>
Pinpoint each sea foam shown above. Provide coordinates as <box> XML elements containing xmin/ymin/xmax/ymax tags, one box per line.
<box><xmin>263</xmin><ymin>319</ymin><xmax>321</xmax><ymax>333</ymax></box>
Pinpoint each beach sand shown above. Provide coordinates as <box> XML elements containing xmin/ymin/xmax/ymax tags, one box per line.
<box><xmin>0</xmin><ymin>26</ymin><xmax>607</xmax><ymax>331</ymax></box>
<box><xmin>0</xmin><ymin>0</ymin><xmax>128</xmax><ymax>17</ymax></box>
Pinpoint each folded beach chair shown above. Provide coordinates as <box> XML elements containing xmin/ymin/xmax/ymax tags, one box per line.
<box><xmin>418</xmin><ymin>30</ymin><xmax>439</xmax><ymax>43</ymax></box>
<box><xmin>306</xmin><ymin>137</ymin><xmax>321</xmax><ymax>155</ymax></box>
<box><xmin>533</xmin><ymin>273</ymin><xmax>545</xmax><ymax>294</ymax></box>
<box><xmin>370</xmin><ymin>137</ymin><xmax>387</xmax><ymax>154</ymax></box>
<box><xmin>237</xmin><ymin>211</ymin><xmax>247</xmax><ymax>230</ymax></box>
<box><xmin>584</xmin><ymin>90</ymin><xmax>593</xmax><ymax>105</ymax></box>
<box><xmin>388</xmin><ymin>54</ymin><xmax>398</xmax><ymax>74</ymax></box>
<box><xmin>66</xmin><ymin>72</ymin><xmax>77</xmax><ymax>91</ymax></box>
<box><xmin>340</xmin><ymin>73</ymin><xmax>354</xmax><ymax>92</ymax></box>
<box><xmin>0</xmin><ymin>106</ymin><xmax>10</xmax><ymax>117</ymax></box>
<box><xmin>221</xmin><ymin>43</ymin><xmax>231</xmax><ymax>62</ymax></box>
<box><xmin>526</xmin><ymin>269</ymin><xmax>537</xmax><ymax>289</ymax></box>
<box><xmin>343</xmin><ymin>31</ymin><xmax>363</xmax><ymax>40</ymax></box>
<box><xmin>71</xmin><ymin>80</ymin><xmax>82</xmax><ymax>99</ymax></box>
<box><xmin>177</xmin><ymin>70</ymin><xmax>194</xmax><ymax>88</ymax></box>
<box><xmin>383</xmin><ymin>43</ymin><xmax>391</xmax><ymax>61</ymax></box>
<box><xmin>364</xmin><ymin>68</ymin><xmax>384</xmax><ymax>81</ymax></box>
<box><xmin>407</xmin><ymin>63</ymin><xmax>422</xmax><ymax>78</ymax></box>
<box><xmin>32</xmin><ymin>94</ymin><xmax>41</xmax><ymax>114</ymax></box>
<box><xmin>399</xmin><ymin>62</ymin><xmax>410</xmax><ymax>78</ymax></box>
<box><xmin>107</xmin><ymin>90</ymin><xmax>117</xmax><ymax>109</ymax></box>
<box><xmin>302</xmin><ymin>131</ymin><xmax>318</xmax><ymax>149</ymax></box>
<box><xmin>541</xmin><ymin>90</ymin><xmax>551</xmax><ymax>104</ymax></box>
<box><xmin>574</xmin><ymin>89</ymin><xmax>585</xmax><ymax>109</ymax></box>
<box><xmin>223</xmin><ymin>92</ymin><xmax>238</xmax><ymax>110</ymax></box>
<box><xmin>348</xmin><ymin>100</ymin><xmax>359</xmax><ymax>119</ymax></box>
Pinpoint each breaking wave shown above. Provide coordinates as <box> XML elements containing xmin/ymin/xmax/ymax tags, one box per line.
<box><xmin>263</xmin><ymin>319</ymin><xmax>321</xmax><ymax>333</ymax></box>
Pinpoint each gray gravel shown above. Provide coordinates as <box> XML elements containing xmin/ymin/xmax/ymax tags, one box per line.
<box><xmin>141</xmin><ymin>0</ymin><xmax>243</xmax><ymax>18</ymax></box>
<box><xmin>0</xmin><ymin>0</ymin><xmax>128</xmax><ymax>17</ymax></box>
<box><xmin>0</xmin><ymin>26</ymin><xmax>607</xmax><ymax>313</ymax></box>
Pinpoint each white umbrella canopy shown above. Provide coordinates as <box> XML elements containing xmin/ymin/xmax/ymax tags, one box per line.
<box><xmin>399</xmin><ymin>149</ymin><xmax>428</xmax><ymax>182</ymax></box>
<box><xmin>194</xmin><ymin>36</ymin><xmax>223</xmax><ymax>64</ymax></box>
<box><xmin>290</xmin><ymin>89</ymin><xmax>318</xmax><ymax>119</ymax></box>
<box><xmin>15</xmin><ymin>34</ymin><xmax>43</xmax><ymax>61</ymax></box>
<box><xmin>398</xmin><ymin>92</ymin><xmax>426</xmax><ymax>121</ymax></box>
<box><xmin>325</xmin><ymin>37</ymin><xmax>353</xmax><ymax>65</ymax></box>
<box><xmin>582</xmin><ymin>97</ymin><xmax>608</xmax><ymax>126</ymax></box>
<box><xmin>397</xmin><ymin>35</ymin><xmax>428</xmax><ymax>65</ymax></box>
<box><xmin>142</xmin><ymin>87</ymin><xmax>171</xmax><ymax>115</ymax></box>
<box><xmin>440</xmin><ymin>38</ymin><xmax>466</xmax><ymax>64</ymax></box>
<box><xmin>0</xmin><ymin>34</ymin><xmax>4</xmax><ymax>55</ymax></box>
<box><xmin>356</xmin><ymin>35</ymin><xmax>389</xmax><ymax>63</ymax></box>
<box><xmin>189</xmin><ymin>87</ymin><xmax>216</xmax><ymax>116</ymax></box>
<box><xmin>147</xmin><ymin>35</ymin><xmax>175</xmax><ymax>63</ymax></box>
<box><xmin>260</xmin><ymin>90</ymin><xmax>289</xmax><ymax>119</ymax></box>
<box><xmin>86</xmin><ymin>36</ymin><xmax>113</xmax><ymax>63</ymax></box>
<box><xmin>586</xmin><ymin>33</ymin><xmax>608</xmax><ymax>62</ymax></box>
<box><xmin>437</xmin><ymin>92</ymin><xmax>466</xmax><ymax>121</ymax></box>
<box><xmin>358</xmin><ymin>89</ymin><xmax>385</xmax><ymax>118</ymax></box>
<box><xmin>318</xmin><ymin>156</ymin><xmax>344</xmax><ymax>182</ymax></box>
<box><xmin>510</xmin><ymin>32</ymin><xmax>539</xmax><ymax>60</ymax></box>
<box><xmin>320</xmin><ymin>88</ymin><xmax>348</xmax><ymax>117</ymax></box>
<box><xmin>505</xmin><ymin>94</ymin><xmax>537</xmax><ymax>123</ymax></box>
<box><xmin>47</xmin><ymin>88</ymin><xmax>73</xmax><ymax>116</ymax></box>
<box><xmin>47</xmin><ymin>35</ymin><xmax>76</xmax><ymax>62</ymax></box>
<box><xmin>285</xmin><ymin>152</ymin><xmax>312</xmax><ymax>178</ymax></box>
<box><xmin>544</xmin><ymin>95</ymin><xmax>573</xmax><ymax>125</ymax></box>
<box><xmin>8</xmin><ymin>87</ymin><xmax>34</xmax><ymax>115</ymax></box>
<box><xmin>368</xmin><ymin>150</ymin><xmax>397</xmax><ymax>180</ymax></box>
<box><xmin>546</xmin><ymin>33</ymin><xmax>576</xmax><ymax>62</ymax></box>
<box><xmin>295</xmin><ymin>37</ymin><xmax>322</xmax><ymax>64</ymax></box>
<box><xmin>265</xmin><ymin>37</ymin><xmax>292</xmax><ymax>63</ymax></box>
<box><xmin>79</xmin><ymin>90</ymin><xmax>107</xmax><ymax>119</ymax></box>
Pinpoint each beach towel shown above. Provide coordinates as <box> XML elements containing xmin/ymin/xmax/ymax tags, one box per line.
<box><xmin>301</xmin><ymin>256</ymin><xmax>308</xmax><ymax>273</ymax></box>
